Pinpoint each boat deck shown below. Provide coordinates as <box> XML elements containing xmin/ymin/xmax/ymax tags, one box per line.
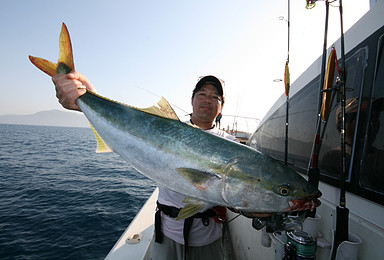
<box><xmin>105</xmin><ymin>188</ymin><xmax>238</xmax><ymax>260</ymax></box>
<box><xmin>105</xmin><ymin>189</ymin><xmax>158</xmax><ymax>260</ymax></box>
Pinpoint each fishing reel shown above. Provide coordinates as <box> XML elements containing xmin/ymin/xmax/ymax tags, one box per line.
<box><xmin>251</xmin><ymin>210</ymin><xmax>307</xmax><ymax>233</ymax></box>
<box><xmin>252</xmin><ymin>211</ymin><xmax>317</xmax><ymax>259</ymax></box>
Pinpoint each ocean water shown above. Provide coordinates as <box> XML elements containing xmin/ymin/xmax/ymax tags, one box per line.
<box><xmin>0</xmin><ymin>124</ymin><xmax>156</xmax><ymax>259</ymax></box>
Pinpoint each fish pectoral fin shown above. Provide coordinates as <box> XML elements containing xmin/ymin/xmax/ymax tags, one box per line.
<box><xmin>177</xmin><ymin>168</ymin><xmax>220</xmax><ymax>191</ymax></box>
<box><xmin>140</xmin><ymin>97</ymin><xmax>179</xmax><ymax>120</ymax></box>
<box><xmin>176</xmin><ymin>201</ymin><xmax>207</xmax><ymax>220</ymax></box>
<box><xmin>90</xmin><ymin>124</ymin><xmax>113</xmax><ymax>153</ymax></box>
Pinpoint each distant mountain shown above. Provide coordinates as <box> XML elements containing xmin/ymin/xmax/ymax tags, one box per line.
<box><xmin>0</xmin><ymin>110</ymin><xmax>90</xmax><ymax>128</ymax></box>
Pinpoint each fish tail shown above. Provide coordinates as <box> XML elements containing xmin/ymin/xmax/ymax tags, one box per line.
<box><xmin>28</xmin><ymin>56</ymin><xmax>58</xmax><ymax>76</ymax></box>
<box><xmin>29</xmin><ymin>22</ymin><xmax>75</xmax><ymax>76</ymax></box>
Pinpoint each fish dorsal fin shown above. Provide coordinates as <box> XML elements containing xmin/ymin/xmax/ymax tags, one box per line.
<box><xmin>186</xmin><ymin>122</ymin><xmax>200</xmax><ymax>129</ymax></box>
<box><xmin>140</xmin><ymin>97</ymin><xmax>179</xmax><ymax>120</ymax></box>
<box><xmin>90</xmin><ymin>124</ymin><xmax>113</xmax><ymax>153</ymax></box>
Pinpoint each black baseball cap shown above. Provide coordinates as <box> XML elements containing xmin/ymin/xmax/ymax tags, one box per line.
<box><xmin>192</xmin><ymin>75</ymin><xmax>225</xmax><ymax>104</ymax></box>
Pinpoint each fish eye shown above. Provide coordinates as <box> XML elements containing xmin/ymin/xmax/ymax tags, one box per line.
<box><xmin>277</xmin><ymin>185</ymin><xmax>291</xmax><ymax>196</ymax></box>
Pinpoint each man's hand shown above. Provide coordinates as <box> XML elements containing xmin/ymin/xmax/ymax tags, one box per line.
<box><xmin>52</xmin><ymin>71</ymin><xmax>96</xmax><ymax>111</ymax></box>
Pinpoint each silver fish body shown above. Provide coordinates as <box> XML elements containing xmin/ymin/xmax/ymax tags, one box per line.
<box><xmin>77</xmin><ymin>92</ymin><xmax>321</xmax><ymax>217</ymax></box>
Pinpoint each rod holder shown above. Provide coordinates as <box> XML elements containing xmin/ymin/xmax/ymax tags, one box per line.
<box><xmin>330</xmin><ymin>230</ymin><xmax>362</xmax><ymax>260</ymax></box>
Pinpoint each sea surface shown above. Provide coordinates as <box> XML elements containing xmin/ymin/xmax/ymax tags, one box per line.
<box><xmin>0</xmin><ymin>124</ymin><xmax>156</xmax><ymax>260</ymax></box>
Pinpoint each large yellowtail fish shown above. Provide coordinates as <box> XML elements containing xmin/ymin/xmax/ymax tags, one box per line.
<box><xmin>29</xmin><ymin>23</ymin><xmax>321</xmax><ymax>220</ymax></box>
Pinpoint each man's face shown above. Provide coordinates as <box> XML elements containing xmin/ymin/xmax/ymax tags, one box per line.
<box><xmin>191</xmin><ymin>84</ymin><xmax>223</xmax><ymax>123</ymax></box>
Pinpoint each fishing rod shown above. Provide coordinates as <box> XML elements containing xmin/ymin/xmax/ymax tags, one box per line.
<box><xmin>307</xmin><ymin>0</ymin><xmax>330</xmax><ymax>199</ymax></box>
<box><xmin>284</xmin><ymin>61</ymin><xmax>290</xmax><ymax>165</ymax></box>
<box><xmin>277</xmin><ymin>0</ymin><xmax>291</xmax><ymax>165</ymax></box>
<box><xmin>284</xmin><ymin>0</ymin><xmax>291</xmax><ymax>165</ymax></box>
<box><xmin>331</xmin><ymin>0</ymin><xmax>349</xmax><ymax>258</ymax></box>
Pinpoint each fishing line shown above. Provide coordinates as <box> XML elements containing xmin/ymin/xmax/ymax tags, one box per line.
<box><xmin>226</xmin><ymin>213</ymin><xmax>241</xmax><ymax>224</ymax></box>
<box><xmin>136</xmin><ymin>86</ymin><xmax>190</xmax><ymax>116</ymax></box>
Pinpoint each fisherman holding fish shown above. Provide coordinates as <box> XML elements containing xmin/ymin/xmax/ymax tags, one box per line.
<box><xmin>52</xmin><ymin>73</ymin><xmax>270</xmax><ymax>260</ymax></box>
<box><xmin>30</xmin><ymin>23</ymin><xmax>320</xmax><ymax>260</ymax></box>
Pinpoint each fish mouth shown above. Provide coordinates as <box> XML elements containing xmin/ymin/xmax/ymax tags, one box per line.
<box><xmin>287</xmin><ymin>198</ymin><xmax>321</xmax><ymax>212</ymax></box>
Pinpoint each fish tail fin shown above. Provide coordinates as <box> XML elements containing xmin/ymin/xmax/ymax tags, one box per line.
<box><xmin>29</xmin><ymin>22</ymin><xmax>75</xmax><ymax>76</ymax></box>
<box><xmin>58</xmin><ymin>22</ymin><xmax>74</xmax><ymax>73</ymax></box>
<box><xmin>90</xmin><ymin>124</ymin><xmax>113</xmax><ymax>153</ymax></box>
<box><xmin>28</xmin><ymin>56</ymin><xmax>58</xmax><ymax>76</ymax></box>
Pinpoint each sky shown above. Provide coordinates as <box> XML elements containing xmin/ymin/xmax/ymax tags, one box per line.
<box><xmin>0</xmin><ymin>0</ymin><xmax>370</xmax><ymax>132</ymax></box>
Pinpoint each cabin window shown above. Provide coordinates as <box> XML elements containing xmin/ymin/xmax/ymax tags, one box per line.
<box><xmin>360</xmin><ymin>35</ymin><xmax>384</xmax><ymax>194</ymax></box>
<box><xmin>320</xmin><ymin>48</ymin><xmax>368</xmax><ymax>180</ymax></box>
<box><xmin>250</xmin><ymin>29</ymin><xmax>384</xmax><ymax>204</ymax></box>
<box><xmin>287</xmin><ymin>79</ymin><xmax>319</xmax><ymax>167</ymax></box>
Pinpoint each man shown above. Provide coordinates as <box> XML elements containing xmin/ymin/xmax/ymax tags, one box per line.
<box><xmin>153</xmin><ymin>75</ymin><xmax>238</xmax><ymax>260</ymax></box>
<box><xmin>52</xmin><ymin>73</ymin><xmax>265</xmax><ymax>259</ymax></box>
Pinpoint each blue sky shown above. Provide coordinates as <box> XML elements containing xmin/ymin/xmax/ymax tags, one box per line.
<box><xmin>0</xmin><ymin>0</ymin><xmax>369</xmax><ymax>132</ymax></box>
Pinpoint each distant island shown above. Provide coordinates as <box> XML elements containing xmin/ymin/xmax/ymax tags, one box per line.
<box><xmin>0</xmin><ymin>110</ymin><xmax>90</xmax><ymax>128</ymax></box>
